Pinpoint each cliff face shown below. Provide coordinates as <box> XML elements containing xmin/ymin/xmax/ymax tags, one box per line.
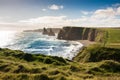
<box><xmin>57</xmin><ymin>27</ymin><xmax>84</xmax><ymax>40</ymax></box>
<box><xmin>57</xmin><ymin>27</ymin><xmax>105</xmax><ymax>41</ymax></box>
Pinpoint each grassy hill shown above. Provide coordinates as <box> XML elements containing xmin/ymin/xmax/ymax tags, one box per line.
<box><xmin>0</xmin><ymin>47</ymin><xmax>120</xmax><ymax>80</ymax></box>
<box><xmin>95</xmin><ymin>28</ymin><xmax>120</xmax><ymax>49</ymax></box>
<box><xmin>104</xmin><ymin>28</ymin><xmax>120</xmax><ymax>48</ymax></box>
<box><xmin>107</xmin><ymin>28</ymin><xmax>120</xmax><ymax>43</ymax></box>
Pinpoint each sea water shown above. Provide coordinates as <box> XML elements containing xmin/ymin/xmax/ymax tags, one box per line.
<box><xmin>0</xmin><ymin>31</ymin><xmax>83</xmax><ymax>59</ymax></box>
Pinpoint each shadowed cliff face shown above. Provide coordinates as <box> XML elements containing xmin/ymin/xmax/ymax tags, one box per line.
<box><xmin>57</xmin><ymin>27</ymin><xmax>84</xmax><ymax>40</ymax></box>
<box><xmin>57</xmin><ymin>27</ymin><xmax>105</xmax><ymax>41</ymax></box>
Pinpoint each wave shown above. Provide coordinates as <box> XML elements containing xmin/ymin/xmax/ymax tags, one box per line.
<box><xmin>1</xmin><ymin>31</ymin><xmax>83</xmax><ymax>60</ymax></box>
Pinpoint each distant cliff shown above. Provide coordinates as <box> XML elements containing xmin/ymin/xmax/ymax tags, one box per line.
<box><xmin>57</xmin><ymin>27</ymin><xmax>106</xmax><ymax>42</ymax></box>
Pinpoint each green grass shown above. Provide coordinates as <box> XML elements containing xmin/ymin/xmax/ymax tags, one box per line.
<box><xmin>106</xmin><ymin>29</ymin><xmax>120</xmax><ymax>43</ymax></box>
<box><xmin>0</xmin><ymin>47</ymin><xmax>120</xmax><ymax>80</ymax></box>
<box><xmin>73</xmin><ymin>44</ymin><xmax>120</xmax><ymax>62</ymax></box>
<box><xmin>95</xmin><ymin>28</ymin><xmax>120</xmax><ymax>48</ymax></box>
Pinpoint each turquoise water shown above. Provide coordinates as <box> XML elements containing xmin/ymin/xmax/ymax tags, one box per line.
<box><xmin>1</xmin><ymin>31</ymin><xmax>83</xmax><ymax>59</ymax></box>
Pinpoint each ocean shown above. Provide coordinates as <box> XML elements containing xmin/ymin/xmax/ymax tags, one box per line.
<box><xmin>0</xmin><ymin>31</ymin><xmax>83</xmax><ymax>59</ymax></box>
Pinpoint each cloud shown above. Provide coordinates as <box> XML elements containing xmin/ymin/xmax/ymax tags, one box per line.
<box><xmin>48</xmin><ymin>4</ymin><xmax>63</xmax><ymax>10</ymax></box>
<box><xmin>0</xmin><ymin>4</ymin><xmax>120</xmax><ymax>31</ymax></box>
<box><xmin>19</xmin><ymin>5</ymin><xmax>120</xmax><ymax>28</ymax></box>
<box><xmin>80</xmin><ymin>11</ymin><xmax>93</xmax><ymax>15</ymax></box>
<box><xmin>91</xmin><ymin>8</ymin><xmax>116</xmax><ymax>19</ymax></box>
<box><xmin>117</xmin><ymin>7</ymin><xmax>120</xmax><ymax>15</ymax></box>
<box><xmin>19</xmin><ymin>16</ymin><xmax>73</xmax><ymax>26</ymax></box>
<box><xmin>78</xmin><ymin>6</ymin><xmax>120</xmax><ymax>27</ymax></box>
<box><xmin>42</xmin><ymin>9</ymin><xmax>47</xmax><ymax>11</ymax></box>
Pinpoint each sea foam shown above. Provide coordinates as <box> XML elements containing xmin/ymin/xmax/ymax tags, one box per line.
<box><xmin>1</xmin><ymin>31</ymin><xmax>83</xmax><ymax>60</ymax></box>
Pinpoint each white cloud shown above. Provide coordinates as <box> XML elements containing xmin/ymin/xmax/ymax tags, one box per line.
<box><xmin>0</xmin><ymin>4</ymin><xmax>120</xmax><ymax>31</ymax></box>
<box><xmin>48</xmin><ymin>4</ymin><xmax>63</xmax><ymax>10</ymax></box>
<box><xmin>42</xmin><ymin>9</ymin><xmax>47</xmax><ymax>11</ymax></box>
<box><xmin>19</xmin><ymin>5</ymin><xmax>120</xmax><ymax>28</ymax></box>
<box><xmin>78</xmin><ymin>6</ymin><xmax>120</xmax><ymax>27</ymax></box>
<box><xmin>80</xmin><ymin>11</ymin><xmax>92</xmax><ymax>15</ymax></box>
<box><xmin>117</xmin><ymin>7</ymin><xmax>120</xmax><ymax>15</ymax></box>
<box><xmin>19</xmin><ymin>16</ymin><xmax>73</xmax><ymax>26</ymax></box>
<box><xmin>92</xmin><ymin>8</ymin><xmax>116</xmax><ymax>19</ymax></box>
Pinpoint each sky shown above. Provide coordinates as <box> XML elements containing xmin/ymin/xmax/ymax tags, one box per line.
<box><xmin>0</xmin><ymin>0</ymin><xmax>120</xmax><ymax>30</ymax></box>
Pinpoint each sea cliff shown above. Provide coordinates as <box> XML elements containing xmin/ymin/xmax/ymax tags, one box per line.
<box><xmin>57</xmin><ymin>27</ymin><xmax>105</xmax><ymax>42</ymax></box>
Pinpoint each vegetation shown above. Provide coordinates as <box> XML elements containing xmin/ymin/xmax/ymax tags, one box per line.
<box><xmin>0</xmin><ymin>46</ymin><xmax>120</xmax><ymax>80</ymax></box>
<box><xmin>98</xmin><ymin>28</ymin><xmax>120</xmax><ymax>48</ymax></box>
<box><xmin>73</xmin><ymin>44</ymin><xmax>120</xmax><ymax>62</ymax></box>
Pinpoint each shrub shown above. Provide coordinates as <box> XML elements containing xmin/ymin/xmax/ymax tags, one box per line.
<box><xmin>2</xmin><ymin>74</ymin><xmax>16</xmax><ymax>80</ymax></box>
<box><xmin>17</xmin><ymin>74</ymin><xmax>29</xmax><ymax>80</ymax></box>
<box><xmin>58</xmin><ymin>76</ymin><xmax>67</xmax><ymax>80</ymax></box>
<box><xmin>30</xmin><ymin>68</ymin><xmax>42</xmax><ymax>73</ymax></box>
<box><xmin>22</xmin><ymin>54</ymin><xmax>35</xmax><ymax>61</ymax></box>
<box><xmin>43</xmin><ymin>57</ymin><xmax>54</xmax><ymax>64</ymax></box>
<box><xmin>34</xmin><ymin>74</ymin><xmax>50</xmax><ymax>80</ymax></box>
<box><xmin>52</xmin><ymin>56</ymin><xmax>66</xmax><ymax>63</ymax></box>
<box><xmin>14</xmin><ymin>65</ymin><xmax>29</xmax><ymax>73</ymax></box>
<box><xmin>41</xmin><ymin>67</ymin><xmax>47</xmax><ymax>70</ymax></box>
<box><xmin>52</xmin><ymin>61</ymin><xmax>64</xmax><ymax>66</ymax></box>
<box><xmin>37</xmin><ymin>56</ymin><xmax>44</xmax><ymax>62</ymax></box>
<box><xmin>99</xmin><ymin>60</ymin><xmax>120</xmax><ymax>72</ymax></box>
<box><xmin>49</xmin><ymin>70</ymin><xmax>60</xmax><ymax>75</ymax></box>
<box><xmin>0</xmin><ymin>64</ymin><xmax>11</xmax><ymax>72</ymax></box>
<box><xmin>70</xmin><ymin>65</ymin><xmax>80</xmax><ymax>72</ymax></box>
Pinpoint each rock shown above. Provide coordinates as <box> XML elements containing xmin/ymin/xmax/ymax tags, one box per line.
<box><xmin>82</xmin><ymin>28</ymin><xmax>90</xmax><ymax>40</ymax></box>
<box><xmin>57</xmin><ymin>27</ymin><xmax>84</xmax><ymax>40</ymax></box>
<box><xmin>88</xmin><ymin>29</ymin><xmax>97</xmax><ymax>41</ymax></box>
<box><xmin>57</xmin><ymin>27</ymin><xmax>105</xmax><ymax>41</ymax></box>
<box><xmin>48</xmin><ymin>28</ymin><xmax>55</xmax><ymax>36</ymax></box>
<box><xmin>58</xmin><ymin>27</ymin><xmax>84</xmax><ymax>40</ymax></box>
<box><xmin>42</xmin><ymin>28</ymin><xmax>48</xmax><ymax>35</ymax></box>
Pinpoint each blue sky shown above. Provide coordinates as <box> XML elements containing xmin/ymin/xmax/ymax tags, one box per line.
<box><xmin>0</xmin><ymin>0</ymin><xmax>120</xmax><ymax>30</ymax></box>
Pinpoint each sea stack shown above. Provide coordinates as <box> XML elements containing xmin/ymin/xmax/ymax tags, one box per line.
<box><xmin>48</xmin><ymin>28</ymin><xmax>55</xmax><ymax>36</ymax></box>
<box><xmin>42</xmin><ymin>27</ymin><xmax>48</xmax><ymax>35</ymax></box>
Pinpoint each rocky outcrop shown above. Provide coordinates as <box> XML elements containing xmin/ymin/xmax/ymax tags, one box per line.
<box><xmin>48</xmin><ymin>28</ymin><xmax>55</xmax><ymax>36</ymax></box>
<box><xmin>42</xmin><ymin>28</ymin><xmax>48</xmax><ymax>35</ymax></box>
<box><xmin>57</xmin><ymin>27</ymin><xmax>105</xmax><ymax>41</ymax></box>
<box><xmin>42</xmin><ymin>28</ymin><xmax>55</xmax><ymax>36</ymax></box>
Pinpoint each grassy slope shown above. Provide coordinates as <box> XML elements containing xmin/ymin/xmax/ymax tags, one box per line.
<box><xmin>107</xmin><ymin>28</ymin><xmax>120</xmax><ymax>43</ymax></box>
<box><xmin>0</xmin><ymin>48</ymin><xmax>120</xmax><ymax>80</ymax></box>
<box><xmin>99</xmin><ymin>28</ymin><xmax>120</xmax><ymax>48</ymax></box>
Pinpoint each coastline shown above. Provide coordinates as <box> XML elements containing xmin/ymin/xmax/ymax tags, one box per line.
<box><xmin>63</xmin><ymin>40</ymin><xmax>95</xmax><ymax>60</ymax></box>
<box><xmin>58</xmin><ymin>40</ymin><xmax>96</xmax><ymax>60</ymax></box>
<box><xmin>75</xmin><ymin>40</ymin><xmax>96</xmax><ymax>47</ymax></box>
